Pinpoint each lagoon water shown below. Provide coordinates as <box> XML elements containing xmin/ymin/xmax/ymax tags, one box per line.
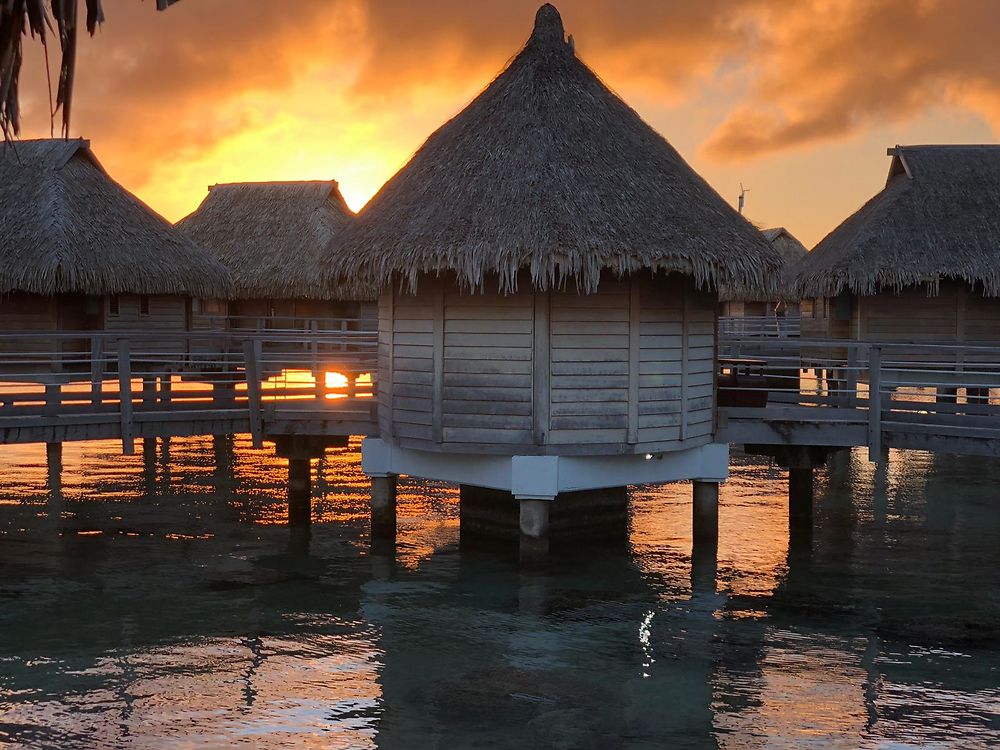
<box><xmin>0</xmin><ymin>436</ymin><xmax>997</xmax><ymax>748</ymax></box>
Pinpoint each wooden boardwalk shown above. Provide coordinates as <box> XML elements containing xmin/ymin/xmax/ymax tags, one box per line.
<box><xmin>1</xmin><ymin>322</ymin><xmax>997</xmax><ymax>462</ymax></box>
<box><xmin>718</xmin><ymin>335</ymin><xmax>1000</xmax><ymax>459</ymax></box>
<box><xmin>0</xmin><ymin>326</ymin><xmax>379</xmax><ymax>453</ymax></box>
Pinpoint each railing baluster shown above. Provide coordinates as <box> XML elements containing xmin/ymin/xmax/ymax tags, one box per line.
<box><xmin>118</xmin><ymin>340</ymin><xmax>135</xmax><ymax>456</ymax></box>
<box><xmin>243</xmin><ymin>339</ymin><xmax>264</xmax><ymax>449</ymax></box>
<box><xmin>90</xmin><ymin>336</ymin><xmax>104</xmax><ymax>407</ymax></box>
<box><xmin>867</xmin><ymin>345</ymin><xmax>882</xmax><ymax>463</ymax></box>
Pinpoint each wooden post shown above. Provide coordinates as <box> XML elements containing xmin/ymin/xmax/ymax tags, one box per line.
<box><xmin>44</xmin><ymin>382</ymin><xmax>60</xmax><ymax>417</ymax></box>
<box><xmin>340</xmin><ymin>319</ymin><xmax>348</xmax><ymax>354</ymax></box>
<box><xmin>867</xmin><ymin>345</ymin><xmax>882</xmax><ymax>463</ymax></box>
<box><xmin>789</xmin><ymin>467</ymin><xmax>814</xmax><ymax>526</ymax></box>
<box><xmin>287</xmin><ymin>457</ymin><xmax>312</xmax><ymax>527</ymax></box>
<box><xmin>532</xmin><ymin>290</ymin><xmax>551</xmax><ymax>445</ymax></box>
<box><xmin>141</xmin><ymin>376</ymin><xmax>156</xmax><ymax>409</ymax></box>
<box><xmin>371</xmin><ymin>475</ymin><xmax>398</xmax><ymax>538</ymax></box>
<box><xmin>626</xmin><ymin>278</ymin><xmax>640</xmax><ymax>445</ymax></box>
<box><xmin>118</xmin><ymin>340</ymin><xmax>134</xmax><ymax>455</ymax></box>
<box><xmin>159</xmin><ymin>373</ymin><xmax>172</xmax><ymax>406</ymax></box>
<box><xmin>692</xmin><ymin>480</ymin><xmax>719</xmax><ymax>548</ymax></box>
<box><xmin>310</xmin><ymin>319</ymin><xmax>319</xmax><ymax>372</ymax></box>
<box><xmin>846</xmin><ymin>347</ymin><xmax>859</xmax><ymax>407</ymax></box>
<box><xmin>243</xmin><ymin>339</ymin><xmax>264</xmax><ymax>449</ymax></box>
<box><xmin>90</xmin><ymin>336</ymin><xmax>103</xmax><ymax>407</ymax></box>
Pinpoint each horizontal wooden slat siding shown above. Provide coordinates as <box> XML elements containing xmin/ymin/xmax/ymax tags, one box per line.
<box><xmin>0</xmin><ymin>295</ymin><xmax>58</xmax><ymax>354</ymax></box>
<box><xmin>443</xmin><ymin>427</ymin><xmax>533</xmax><ymax>444</ymax></box>
<box><xmin>386</xmin><ymin>289</ymin><xmax>434</xmax><ymax>438</ymax></box>
<box><xmin>438</xmin><ymin>288</ymin><xmax>534</xmax><ymax>443</ymax></box>
<box><xmin>862</xmin><ymin>287</ymin><xmax>958</xmax><ymax>339</ymax></box>
<box><xmin>635</xmin><ymin>274</ymin><xmax>717</xmax><ymax>446</ymax></box>
<box><xmin>964</xmin><ymin>295</ymin><xmax>1000</xmax><ymax>341</ymax></box>
<box><xmin>546</xmin><ymin>286</ymin><xmax>629</xmax><ymax>444</ymax></box>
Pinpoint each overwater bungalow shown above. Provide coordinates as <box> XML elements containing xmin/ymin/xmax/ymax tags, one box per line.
<box><xmin>177</xmin><ymin>180</ymin><xmax>375</xmax><ymax>332</ymax></box>
<box><xmin>333</xmin><ymin>4</ymin><xmax>781</xmax><ymax>548</ymax></box>
<box><xmin>721</xmin><ymin>226</ymin><xmax>807</xmax><ymax>334</ymax></box>
<box><xmin>796</xmin><ymin>145</ymin><xmax>1000</xmax><ymax>345</ymax></box>
<box><xmin>0</xmin><ymin>138</ymin><xmax>230</xmax><ymax>362</ymax></box>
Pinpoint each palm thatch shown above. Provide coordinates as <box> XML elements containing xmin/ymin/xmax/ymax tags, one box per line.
<box><xmin>330</xmin><ymin>4</ymin><xmax>780</xmax><ymax>295</ymax></box>
<box><xmin>0</xmin><ymin>138</ymin><xmax>230</xmax><ymax>297</ymax></box>
<box><xmin>721</xmin><ymin>226</ymin><xmax>807</xmax><ymax>302</ymax></box>
<box><xmin>0</xmin><ymin>1</ymin><xmax>180</xmax><ymax>139</ymax></box>
<box><xmin>177</xmin><ymin>181</ymin><xmax>372</xmax><ymax>300</ymax></box>
<box><xmin>794</xmin><ymin>145</ymin><xmax>1000</xmax><ymax>299</ymax></box>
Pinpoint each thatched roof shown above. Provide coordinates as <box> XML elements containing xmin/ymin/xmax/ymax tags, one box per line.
<box><xmin>795</xmin><ymin>145</ymin><xmax>1000</xmax><ymax>298</ymax></box>
<box><xmin>0</xmin><ymin>138</ymin><xmax>230</xmax><ymax>297</ymax></box>
<box><xmin>330</xmin><ymin>4</ymin><xmax>780</xmax><ymax>294</ymax></box>
<box><xmin>721</xmin><ymin>226</ymin><xmax>807</xmax><ymax>302</ymax></box>
<box><xmin>763</xmin><ymin>227</ymin><xmax>808</xmax><ymax>265</ymax></box>
<box><xmin>178</xmin><ymin>181</ymin><xmax>370</xmax><ymax>300</ymax></box>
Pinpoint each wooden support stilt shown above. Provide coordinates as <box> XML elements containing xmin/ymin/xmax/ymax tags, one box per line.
<box><xmin>287</xmin><ymin>457</ymin><xmax>312</xmax><ymax>527</ymax></box>
<box><xmin>692</xmin><ymin>481</ymin><xmax>719</xmax><ymax>549</ymax></box>
<box><xmin>789</xmin><ymin>467</ymin><xmax>813</xmax><ymax>527</ymax></box>
<box><xmin>371</xmin><ymin>475</ymin><xmax>398</xmax><ymax>539</ymax></box>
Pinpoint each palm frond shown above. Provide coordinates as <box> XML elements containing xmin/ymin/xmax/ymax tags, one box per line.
<box><xmin>0</xmin><ymin>0</ymin><xmax>179</xmax><ymax>139</ymax></box>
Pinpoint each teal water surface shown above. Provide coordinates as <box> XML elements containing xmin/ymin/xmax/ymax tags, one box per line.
<box><xmin>0</xmin><ymin>437</ymin><xmax>997</xmax><ymax>748</ymax></box>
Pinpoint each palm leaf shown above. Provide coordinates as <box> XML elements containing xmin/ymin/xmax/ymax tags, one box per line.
<box><xmin>0</xmin><ymin>0</ymin><xmax>179</xmax><ymax>138</ymax></box>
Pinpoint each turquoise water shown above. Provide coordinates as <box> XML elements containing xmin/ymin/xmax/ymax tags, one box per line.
<box><xmin>0</xmin><ymin>437</ymin><xmax>997</xmax><ymax>748</ymax></box>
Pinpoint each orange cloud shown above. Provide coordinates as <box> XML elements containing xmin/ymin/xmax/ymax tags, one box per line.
<box><xmin>12</xmin><ymin>0</ymin><xmax>1000</xmax><ymax>229</ymax></box>
<box><xmin>703</xmin><ymin>0</ymin><xmax>1000</xmax><ymax>160</ymax></box>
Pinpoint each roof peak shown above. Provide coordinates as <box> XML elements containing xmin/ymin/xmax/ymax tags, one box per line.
<box><xmin>889</xmin><ymin>144</ymin><xmax>1000</xmax><ymax>154</ymax></box>
<box><xmin>530</xmin><ymin>4</ymin><xmax>565</xmax><ymax>46</ymax></box>
<box><xmin>208</xmin><ymin>179</ymin><xmax>337</xmax><ymax>191</ymax></box>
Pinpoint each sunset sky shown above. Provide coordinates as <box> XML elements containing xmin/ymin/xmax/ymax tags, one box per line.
<box><xmin>16</xmin><ymin>0</ymin><xmax>1000</xmax><ymax>248</ymax></box>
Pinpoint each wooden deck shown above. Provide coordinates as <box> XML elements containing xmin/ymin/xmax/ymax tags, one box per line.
<box><xmin>718</xmin><ymin>336</ymin><xmax>1000</xmax><ymax>458</ymax></box>
<box><xmin>0</xmin><ymin>327</ymin><xmax>379</xmax><ymax>452</ymax></box>
<box><xmin>1</xmin><ymin>324</ymin><xmax>997</xmax><ymax>462</ymax></box>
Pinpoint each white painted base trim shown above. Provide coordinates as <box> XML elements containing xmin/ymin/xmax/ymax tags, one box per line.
<box><xmin>361</xmin><ymin>438</ymin><xmax>728</xmax><ymax>501</ymax></box>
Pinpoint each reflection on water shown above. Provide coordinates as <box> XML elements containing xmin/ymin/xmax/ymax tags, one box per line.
<box><xmin>0</xmin><ymin>439</ymin><xmax>998</xmax><ymax>748</ymax></box>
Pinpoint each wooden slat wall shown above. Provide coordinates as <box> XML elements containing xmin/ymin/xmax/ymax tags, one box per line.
<box><xmin>547</xmin><ymin>278</ymin><xmax>630</xmax><ymax>445</ymax></box>
<box><xmin>964</xmin><ymin>294</ymin><xmax>1000</xmax><ymax>342</ymax></box>
<box><xmin>861</xmin><ymin>286</ymin><xmax>959</xmax><ymax>341</ymax></box>
<box><xmin>0</xmin><ymin>295</ymin><xmax>58</xmax><ymax>354</ymax></box>
<box><xmin>384</xmin><ymin>288</ymin><xmax>435</xmax><ymax>441</ymax></box>
<box><xmin>440</xmin><ymin>286</ymin><xmax>534</xmax><ymax>444</ymax></box>
<box><xmin>104</xmin><ymin>295</ymin><xmax>188</xmax><ymax>357</ymax></box>
<box><xmin>385</xmin><ymin>272</ymin><xmax>719</xmax><ymax>454</ymax></box>
<box><xmin>636</xmin><ymin>275</ymin><xmax>714</xmax><ymax>445</ymax></box>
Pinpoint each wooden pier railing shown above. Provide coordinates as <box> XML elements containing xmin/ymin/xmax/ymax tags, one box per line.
<box><xmin>0</xmin><ymin>327</ymin><xmax>379</xmax><ymax>452</ymax></box>
<box><xmin>717</xmin><ymin>337</ymin><xmax>1000</xmax><ymax>459</ymax></box>
<box><xmin>719</xmin><ymin>315</ymin><xmax>801</xmax><ymax>340</ymax></box>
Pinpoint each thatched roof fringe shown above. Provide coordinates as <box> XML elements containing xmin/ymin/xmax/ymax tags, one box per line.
<box><xmin>0</xmin><ymin>138</ymin><xmax>231</xmax><ymax>298</ymax></box>
<box><xmin>794</xmin><ymin>145</ymin><xmax>1000</xmax><ymax>299</ymax></box>
<box><xmin>330</xmin><ymin>4</ymin><xmax>781</xmax><ymax>295</ymax></box>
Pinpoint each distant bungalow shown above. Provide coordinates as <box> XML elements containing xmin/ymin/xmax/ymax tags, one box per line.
<box><xmin>0</xmin><ymin>139</ymin><xmax>229</xmax><ymax>358</ymax></box>
<box><xmin>177</xmin><ymin>180</ymin><xmax>375</xmax><ymax>330</ymax></box>
<box><xmin>332</xmin><ymin>5</ymin><xmax>780</xmax><ymax>548</ymax></box>
<box><xmin>721</xmin><ymin>226</ymin><xmax>807</xmax><ymax>319</ymax></box>
<box><xmin>796</xmin><ymin>145</ymin><xmax>1000</xmax><ymax>345</ymax></box>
